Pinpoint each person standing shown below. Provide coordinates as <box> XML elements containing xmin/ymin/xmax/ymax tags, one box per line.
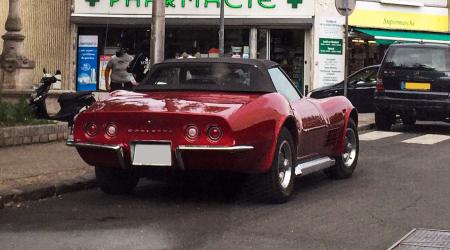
<box><xmin>105</xmin><ymin>48</ymin><xmax>134</xmax><ymax>92</ymax></box>
<box><xmin>127</xmin><ymin>40</ymin><xmax>151</xmax><ymax>83</ymax></box>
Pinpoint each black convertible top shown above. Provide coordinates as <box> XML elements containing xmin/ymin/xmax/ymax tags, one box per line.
<box><xmin>136</xmin><ymin>58</ymin><xmax>279</xmax><ymax>93</ymax></box>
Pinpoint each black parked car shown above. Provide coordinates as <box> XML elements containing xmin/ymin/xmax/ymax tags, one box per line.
<box><xmin>374</xmin><ymin>43</ymin><xmax>450</xmax><ymax>130</ymax></box>
<box><xmin>308</xmin><ymin>65</ymin><xmax>379</xmax><ymax>113</ymax></box>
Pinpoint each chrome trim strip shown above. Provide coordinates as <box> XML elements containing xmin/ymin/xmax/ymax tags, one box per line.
<box><xmin>303</xmin><ymin>124</ymin><xmax>327</xmax><ymax>132</ymax></box>
<box><xmin>66</xmin><ymin>142</ymin><xmax>126</xmax><ymax>169</ymax></box>
<box><xmin>177</xmin><ymin>145</ymin><xmax>254</xmax><ymax>151</ymax></box>
<box><xmin>295</xmin><ymin>156</ymin><xmax>335</xmax><ymax>176</ymax></box>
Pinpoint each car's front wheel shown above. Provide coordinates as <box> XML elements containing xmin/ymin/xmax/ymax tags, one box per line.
<box><xmin>95</xmin><ymin>166</ymin><xmax>139</xmax><ymax>195</ymax></box>
<box><xmin>327</xmin><ymin>119</ymin><xmax>359</xmax><ymax>179</ymax></box>
<box><xmin>375</xmin><ymin>111</ymin><xmax>393</xmax><ymax>130</ymax></box>
<box><xmin>255</xmin><ymin>127</ymin><xmax>295</xmax><ymax>203</ymax></box>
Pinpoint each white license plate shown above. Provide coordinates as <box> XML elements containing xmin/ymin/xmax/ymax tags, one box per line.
<box><xmin>132</xmin><ymin>143</ymin><xmax>172</xmax><ymax>166</ymax></box>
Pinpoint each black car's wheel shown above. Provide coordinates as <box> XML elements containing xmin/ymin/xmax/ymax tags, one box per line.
<box><xmin>375</xmin><ymin>111</ymin><xmax>393</xmax><ymax>130</ymax></box>
<box><xmin>95</xmin><ymin>166</ymin><xmax>139</xmax><ymax>195</ymax></box>
<box><xmin>254</xmin><ymin>127</ymin><xmax>295</xmax><ymax>203</ymax></box>
<box><xmin>401</xmin><ymin>115</ymin><xmax>416</xmax><ymax>126</ymax></box>
<box><xmin>327</xmin><ymin>119</ymin><xmax>359</xmax><ymax>179</ymax></box>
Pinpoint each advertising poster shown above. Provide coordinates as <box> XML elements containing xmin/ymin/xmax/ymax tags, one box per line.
<box><xmin>77</xmin><ymin>35</ymin><xmax>98</xmax><ymax>91</ymax></box>
<box><xmin>99</xmin><ymin>55</ymin><xmax>112</xmax><ymax>91</ymax></box>
<box><xmin>317</xmin><ymin>17</ymin><xmax>345</xmax><ymax>87</ymax></box>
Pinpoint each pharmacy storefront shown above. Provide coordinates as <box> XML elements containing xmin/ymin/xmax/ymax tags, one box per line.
<box><xmin>347</xmin><ymin>0</ymin><xmax>450</xmax><ymax>73</ymax></box>
<box><xmin>72</xmin><ymin>0</ymin><xmax>315</xmax><ymax>92</ymax></box>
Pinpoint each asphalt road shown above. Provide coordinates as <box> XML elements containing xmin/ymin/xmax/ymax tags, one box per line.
<box><xmin>1</xmin><ymin>123</ymin><xmax>450</xmax><ymax>250</ymax></box>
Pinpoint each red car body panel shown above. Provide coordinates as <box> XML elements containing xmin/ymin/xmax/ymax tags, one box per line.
<box><xmin>73</xmin><ymin>90</ymin><xmax>355</xmax><ymax>174</ymax></box>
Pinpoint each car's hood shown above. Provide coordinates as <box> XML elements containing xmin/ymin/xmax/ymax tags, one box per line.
<box><xmin>88</xmin><ymin>90</ymin><xmax>265</xmax><ymax>118</ymax></box>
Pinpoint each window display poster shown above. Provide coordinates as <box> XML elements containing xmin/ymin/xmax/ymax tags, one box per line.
<box><xmin>316</xmin><ymin>17</ymin><xmax>345</xmax><ymax>87</ymax></box>
<box><xmin>77</xmin><ymin>35</ymin><xmax>98</xmax><ymax>91</ymax></box>
<box><xmin>99</xmin><ymin>55</ymin><xmax>112</xmax><ymax>91</ymax></box>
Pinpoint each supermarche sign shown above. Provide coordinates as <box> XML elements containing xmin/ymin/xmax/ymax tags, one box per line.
<box><xmin>349</xmin><ymin>1</ymin><xmax>448</xmax><ymax>32</ymax></box>
<box><xmin>74</xmin><ymin>0</ymin><xmax>314</xmax><ymax>18</ymax></box>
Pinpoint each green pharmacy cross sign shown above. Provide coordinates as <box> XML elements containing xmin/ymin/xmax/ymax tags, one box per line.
<box><xmin>86</xmin><ymin>0</ymin><xmax>303</xmax><ymax>8</ymax></box>
<box><xmin>86</xmin><ymin>0</ymin><xmax>100</xmax><ymax>6</ymax></box>
<box><xmin>287</xmin><ymin>0</ymin><xmax>302</xmax><ymax>8</ymax></box>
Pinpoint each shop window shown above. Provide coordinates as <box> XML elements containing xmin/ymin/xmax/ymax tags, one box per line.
<box><xmin>269</xmin><ymin>29</ymin><xmax>305</xmax><ymax>93</ymax></box>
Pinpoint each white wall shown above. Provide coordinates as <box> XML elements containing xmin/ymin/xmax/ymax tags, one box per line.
<box><xmin>310</xmin><ymin>0</ymin><xmax>346</xmax><ymax>90</ymax></box>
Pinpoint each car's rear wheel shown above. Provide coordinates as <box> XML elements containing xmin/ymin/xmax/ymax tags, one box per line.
<box><xmin>375</xmin><ymin>111</ymin><xmax>393</xmax><ymax>130</ymax></box>
<box><xmin>401</xmin><ymin>115</ymin><xmax>416</xmax><ymax>126</ymax></box>
<box><xmin>255</xmin><ymin>127</ymin><xmax>295</xmax><ymax>203</ymax></box>
<box><xmin>95</xmin><ymin>166</ymin><xmax>139</xmax><ymax>195</ymax></box>
<box><xmin>327</xmin><ymin>119</ymin><xmax>359</xmax><ymax>179</ymax></box>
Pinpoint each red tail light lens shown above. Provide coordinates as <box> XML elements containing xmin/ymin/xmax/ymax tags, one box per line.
<box><xmin>85</xmin><ymin>122</ymin><xmax>97</xmax><ymax>137</ymax></box>
<box><xmin>185</xmin><ymin>125</ymin><xmax>199</xmax><ymax>140</ymax></box>
<box><xmin>105</xmin><ymin>123</ymin><xmax>118</xmax><ymax>137</ymax></box>
<box><xmin>376</xmin><ymin>78</ymin><xmax>385</xmax><ymax>92</ymax></box>
<box><xmin>207</xmin><ymin>126</ymin><xmax>222</xmax><ymax>141</ymax></box>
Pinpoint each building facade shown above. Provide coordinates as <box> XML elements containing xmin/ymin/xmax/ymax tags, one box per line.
<box><xmin>347</xmin><ymin>0</ymin><xmax>450</xmax><ymax>73</ymax></box>
<box><xmin>2</xmin><ymin>0</ymin><xmax>371</xmax><ymax>93</ymax></box>
<box><xmin>0</xmin><ymin>0</ymin><xmax>75</xmax><ymax>91</ymax></box>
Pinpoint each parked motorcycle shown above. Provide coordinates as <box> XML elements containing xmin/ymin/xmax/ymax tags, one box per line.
<box><xmin>30</xmin><ymin>69</ymin><xmax>96</xmax><ymax>130</ymax></box>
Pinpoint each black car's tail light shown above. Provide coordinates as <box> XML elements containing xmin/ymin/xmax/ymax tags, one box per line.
<box><xmin>105</xmin><ymin>123</ymin><xmax>118</xmax><ymax>137</ymax></box>
<box><xmin>185</xmin><ymin>125</ymin><xmax>199</xmax><ymax>140</ymax></box>
<box><xmin>207</xmin><ymin>126</ymin><xmax>222</xmax><ymax>141</ymax></box>
<box><xmin>85</xmin><ymin>122</ymin><xmax>98</xmax><ymax>137</ymax></box>
<box><xmin>376</xmin><ymin>78</ymin><xmax>385</xmax><ymax>92</ymax></box>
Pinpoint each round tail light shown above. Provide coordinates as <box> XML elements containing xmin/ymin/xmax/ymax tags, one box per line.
<box><xmin>185</xmin><ymin>125</ymin><xmax>199</xmax><ymax>140</ymax></box>
<box><xmin>106</xmin><ymin>123</ymin><xmax>118</xmax><ymax>137</ymax></box>
<box><xmin>207</xmin><ymin>126</ymin><xmax>222</xmax><ymax>141</ymax></box>
<box><xmin>85</xmin><ymin>122</ymin><xmax>97</xmax><ymax>137</ymax></box>
<box><xmin>376</xmin><ymin>78</ymin><xmax>385</xmax><ymax>92</ymax></box>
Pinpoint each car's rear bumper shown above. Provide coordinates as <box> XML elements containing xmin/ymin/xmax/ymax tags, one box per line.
<box><xmin>67</xmin><ymin>141</ymin><xmax>259</xmax><ymax>173</ymax></box>
<box><xmin>374</xmin><ymin>95</ymin><xmax>450</xmax><ymax>116</ymax></box>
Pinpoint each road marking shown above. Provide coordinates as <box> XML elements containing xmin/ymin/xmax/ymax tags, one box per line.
<box><xmin>402</xmin><ymin>134</ymin><xmax>450</xmax><ymax>145</ymax></box>
<box><xmin>359</xmin><ymin>131</ymin><xmax>402</xmax><ymax>141</ymax></box>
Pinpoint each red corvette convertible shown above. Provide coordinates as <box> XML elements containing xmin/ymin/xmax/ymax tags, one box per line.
<box><xmin>69</xmin><ymin>58</ymin><xmax>359</xmax><ymax>203</ymax></box>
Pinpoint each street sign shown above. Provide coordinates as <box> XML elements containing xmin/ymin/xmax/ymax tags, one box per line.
<box><xmin>335</xmin><ymin>0</ymin><xmax>356</xmax><ymax>16</ymax></box>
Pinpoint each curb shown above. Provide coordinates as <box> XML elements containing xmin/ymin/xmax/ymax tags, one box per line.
<box><xmin>0</xmin><ymin>174</ymin><xmax>96</xmax><ymax>209</ymax></box>
<box><xmin>358</xmin><ymin>123</ymin><xmax>375</xmax><ymax>132</ymax></box>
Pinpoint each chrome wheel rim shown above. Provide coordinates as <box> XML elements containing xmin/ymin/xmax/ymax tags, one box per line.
<box><xmin>342</xmin><ymin>128</ymin><xmax>357</xmax><ymax>167</ymax></box>
<box><xmin>278</xmin><ymin>141</ymin><xmax>293</xmax><ymax>189</ymax></box>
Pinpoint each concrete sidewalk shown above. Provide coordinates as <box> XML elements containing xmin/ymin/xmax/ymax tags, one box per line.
<box><xmin>0</xmin><ymin>113</ymin><xmax>375</xmax><ymax>208</ymax></box>
<box><xmin>358</xmin><ymin>113</ymin><xmax>375</xmax><ymax>131</ymax></box>
<box><xmin>0</xmin><ymin>142</ymin><xmax>94</xmax><ymax>208</ymax></box>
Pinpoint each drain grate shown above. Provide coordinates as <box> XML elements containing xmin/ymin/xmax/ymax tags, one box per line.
<box><xmin>388</xmin><ymin>228</ymin><xmax>450</xmax><ymax>250</ymax></box>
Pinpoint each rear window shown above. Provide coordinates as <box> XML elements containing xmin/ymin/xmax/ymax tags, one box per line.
<box><xmin>383</xmin><ymin>46</ymin><xmax>450</xmax><ymax>71</ymax></box>
<box><xmin>136</xmin><ymin>63</ymin><xmax>275</xmax><ymax>93</ymax></box>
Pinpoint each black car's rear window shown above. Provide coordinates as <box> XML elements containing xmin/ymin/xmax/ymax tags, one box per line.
<box><xmin>136</xmin><ymin>62</ymin><xmax>275</xmax><ymax>93</ymax></box>
<box><xmin>384</xmin><ymin>46</ymin><xmax>450</xmax><ymax>71</ymax></box>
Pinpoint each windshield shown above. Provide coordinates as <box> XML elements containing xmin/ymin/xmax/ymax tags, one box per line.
<box><xmin>384</xmin><ymin>47</ymin><xmax>450</xmax><ymax>71</ymax></box>
<box><xmin>136</xmin><ymin>62</ymin><xmax>275</xmax><ymax>93</ymax></box>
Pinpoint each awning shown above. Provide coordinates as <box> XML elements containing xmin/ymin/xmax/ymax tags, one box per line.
<box><xmin>355</xmin><ymin>28</ymin><xmax>450</xmax><ymax>45</ymax></box>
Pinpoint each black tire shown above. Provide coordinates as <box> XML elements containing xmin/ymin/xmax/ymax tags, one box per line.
<box><xmin>95</xmin><ymin>166</ymin><xmax>139</xmax><ymax>195</ymax></box>
<box><xmin>375</xmin><ymin>111</ymin><xmax>393</xmax><ymax>130</ymax></box>
<box><xmin>253</xmin><ymin>127</ymin><xmax>296</xmax><ymax>203</ymax></box>
<box><xmin>327</xmin><ymin>119</ymin><xmax>359</xmax><ymax>179</ymax></box>
<box><xmin>401</xmin><ymin>115</ymin><xmax>416</xmax><ymax>126</ymax></box>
